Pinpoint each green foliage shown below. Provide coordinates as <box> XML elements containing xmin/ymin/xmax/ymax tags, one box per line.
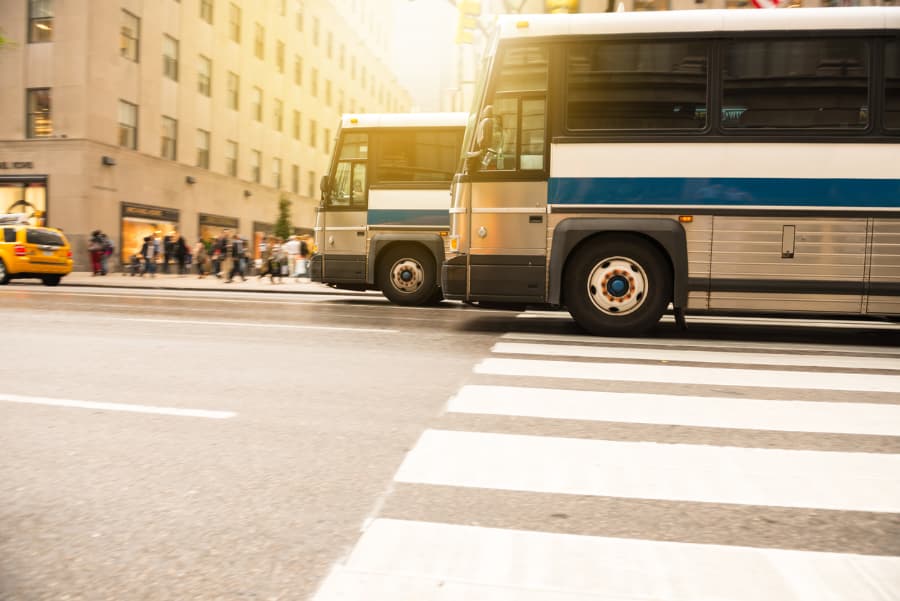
<box><xmin>274</xmin><ymin>195</ymin><xmax>292</xmax><ymax>240</ymax></box>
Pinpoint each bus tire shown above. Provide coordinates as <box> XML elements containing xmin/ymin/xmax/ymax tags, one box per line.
<box><xmin>377</xmin><ymin>245</ymin><xmax>438</xmax><ymax>306</ymax></box>
<box><xmin>563</xmin><ymin>236</ymin><xmax>672</xmax><ymax>336</ymax></box>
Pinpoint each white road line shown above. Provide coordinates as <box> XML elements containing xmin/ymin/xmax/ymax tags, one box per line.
<box><xmin>515</xmin><ymin>310</ymin><xmax>900</xmax><ymax>330</ymax></box>
<box><xmin>121</xmin><ymin>317</ymin><xmax>398</xmax><ymax>334</ymax></box>
<box><xmin>476</xmin><ymin>357</ymin><xmax>900</xmax><ymax>394</ymax></box>
<box><xmin>313</xmin><ymin>519</ymin><xmax>900</xmax><ymax>601</ymax></box>
<box><xmin>394</xmin><ymin>430</ymin><xmax>900</xmax><ymax>513</ymax></box>
<box><xmin>448</xmin><ymin>385</ymin><xmax>900</xmax><ymax>436</ymax></box>
<box><xmin>492</xmin><ymin>341</ymin><xmax>900</xmax><ymax>371</ymax></box>
<box><xmin>501</xmin><ymin>331</ymin><xmax>900</xmax><ymax>356</ymax></box>
<box><xmin>0</xmin><ymin>393</ymin><xmax>236</xmax><ymax>419</ymax></box>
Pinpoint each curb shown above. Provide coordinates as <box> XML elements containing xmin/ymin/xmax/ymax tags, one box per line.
<box><xmin>59</xmin><ymin>274</ymin><xmax>372</xmax><ymax>297</ymax></box>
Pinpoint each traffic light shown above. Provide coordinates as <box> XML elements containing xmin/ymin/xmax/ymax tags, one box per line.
<box><xmin>545</xmin><ymin>0</ymin><xmax>579</xmax><ymax>12</ymax></box>
<box><xmin>455</xmin><ymin>0</ymin><xmax>481</xmax><ymax>45</ymax></box>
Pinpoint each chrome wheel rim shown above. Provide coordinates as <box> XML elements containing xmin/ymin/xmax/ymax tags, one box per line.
<box><xmin>586</xmin><ymin>256</ymin><xmax>648</xmax><ymax>316</ymax></box>
<box><xmin>389</xmin><ymin>258</ymin><xmax>424</xmax><ymax>294</ymax></box>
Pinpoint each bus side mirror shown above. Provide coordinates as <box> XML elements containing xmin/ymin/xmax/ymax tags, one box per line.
<box><xmin>466</xmin><ymin>113</ymin><xmax>497</xmax><ymax>174</ymax></box>
<box><xmin>319</xmin><ymin>175</ymin><xmax>330</xmax><ymax>201</ymax></box>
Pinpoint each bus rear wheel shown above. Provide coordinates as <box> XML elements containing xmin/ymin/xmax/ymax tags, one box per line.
<box><xmin>377</xmin><ymin>245</ymin><xmax>439</xmax><ymax>306</ymax></box>
<box><xmin>564</xmin><ymin>236</ymin><xmax>671</xmax><ymax>336</ymax></box>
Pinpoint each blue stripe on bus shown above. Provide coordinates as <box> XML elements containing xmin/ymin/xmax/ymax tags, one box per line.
<box><xmin>367</xmin><ymin>209</ymin><xmax>449</xmax><ymax>226</ymax></box>
<box><xmin>548</xmin><ymin>177</ymin><xmax>900</xmax><ymax>208</ymax></box>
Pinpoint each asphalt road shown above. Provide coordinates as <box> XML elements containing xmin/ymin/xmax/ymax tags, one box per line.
<box><xmin>1</xmin><ymin>284</ymin><xmax>898</xmax><ymax>600</ymax></box>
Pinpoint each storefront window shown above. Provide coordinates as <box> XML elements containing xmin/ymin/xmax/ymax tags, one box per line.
<box><xmin>0</xmin><ymin>181</ymin><xmax>47</xmax><ymax>226</ymax></box>
<box><xmin>120</xmin><ymin>203</ymin><xmax>180</xmax><ymax>264</ymax></box>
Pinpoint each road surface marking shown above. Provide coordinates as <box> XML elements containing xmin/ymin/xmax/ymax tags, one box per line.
<box><xmin>0</xmin><ymin>393</ymin><xmax>236</xmax><ymax>419</ymax></box>
<box><xmin>492</xmin><ymin>341</ymin><xmax>900</xmax><ymax>371</ymax></box>
<box><xmin>313</xmin><ymin>519</ymin><xmax>900</xmax><ymax>601</ymax></box>
<box><xmin>447</xmin><ymin>384</ymin><xmax>900</xmax><ymax>436</ymax></box>
<box><xmin>475</xmin><ymin>357</ymin><xmax>900</xmax><ymax>393</ymax></box>
<box><xmin>394</xmin><ymin>429</ymin><xmax>900</xmax><ymax>513</ymax></box>
<box><xmin>501</xmin><ymin>331</ymin><xmax>900</xmax><ymax>356</ymax></box>
<box><xmin>122</xmin><ymin>317</ymin><xmax>398</xmax><ymax>334</ymax></box>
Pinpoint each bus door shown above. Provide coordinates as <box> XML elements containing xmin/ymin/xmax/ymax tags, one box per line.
<box><xmin>321</xmin><ymin>132</ymin><xmax>369</xmax><ymax>281</ymax></box>
<box><xmin>468</xmin><ymin>46</ymin><xmax>549</xmax><ymax>300</ymax></box>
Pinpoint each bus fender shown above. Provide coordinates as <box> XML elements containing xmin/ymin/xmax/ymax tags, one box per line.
<box><xmin>367</xmin><ymin>233</ymin><xmax>446</xmax><ymax>286</ymax></box>
<box><xmin>548</xmin><ymin>218</ymin><xmax>689</xmax><ymax>309</ymax></box>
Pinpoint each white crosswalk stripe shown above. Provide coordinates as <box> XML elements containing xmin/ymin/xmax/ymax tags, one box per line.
<box><xmin>314</xmin><ymin>321</ymin><xmax>900</xmax><ymax>601</ymax></box>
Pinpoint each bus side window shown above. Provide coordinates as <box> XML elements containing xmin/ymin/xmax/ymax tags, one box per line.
<box><xmin>330</xmin><ymin>162</ymin><xmax>352</xmax><ymax>207</ymax></box>
<box><xmin>351</xmin><ymin>163</ymin><xmax>367</xmax><ymax>207</ymax></box>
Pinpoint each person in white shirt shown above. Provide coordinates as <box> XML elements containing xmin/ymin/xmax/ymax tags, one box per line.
<box><xmin>283</xmin><ymin>235</ymin><xmax>301</xmax><ymax>278</ymax></box>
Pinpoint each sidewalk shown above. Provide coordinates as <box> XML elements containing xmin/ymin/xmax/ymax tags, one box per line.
<box><xmin>61</xmin><ymin>271</ymin><xmax>371</xmax><ymax>296</ymax></box>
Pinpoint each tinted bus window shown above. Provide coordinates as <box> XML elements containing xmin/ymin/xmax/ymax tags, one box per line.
<box><xmin>375</xmin><ymin>130</ymin><xmax>463</xmax><ymax>183</ymax></box>
<box><xmin>886</xmin><ymin>40</ymin><xmax>900</xmax><ymax>130</ymax></box>
<box><xmin>722</xmin><ymin>38</ymin><xmax>869</xmax><ymax>130</ymax></box>
<box><xmin>565</xmin><ymin>41</ymin><xmax>709</xmax><ymax>131</ymax></box>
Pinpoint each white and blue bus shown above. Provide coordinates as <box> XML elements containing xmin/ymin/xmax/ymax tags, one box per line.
<box><xmin>312</xmin><ymin>113</ymin><xmax>466</xmax><ymax>305</ymax></box>
<box><xmin>443</xmin><ymin>7</ymin><xmax>900</xmax><ymax>335</ymax></box>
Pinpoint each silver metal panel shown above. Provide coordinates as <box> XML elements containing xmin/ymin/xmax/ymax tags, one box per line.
<box><xmin>470</xmin><ymin>181</ymin><xmax>547</xmax><ymax>255</ymax></box>
<box><xmin>708</xmin><ymin>292</ymin><xmax>863</xmax><ymax>314</ymax></box>
<box><xmin>869</xmin><ymin>218</ymin><xmax>900</xmax><ymax>285</ymax></box>
<box><xmin>711</xmin><ymin>217</ymin><xmax>868</xmax><ymax>280</ymax></box>
<box><xmin>321</xmin><ymin>210</ymin><xmax>366</xmax><ymax>256</ymax></box>
<box><xmin>867</xmin><ymin>297</ymin><xmax>900</xmax><ymax>315</ymax></box>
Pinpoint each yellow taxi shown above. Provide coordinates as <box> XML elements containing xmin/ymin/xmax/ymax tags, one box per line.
<box><xmin>0</xmin><ymin>213</ymin><xmax>73</xmax><ymax>286</ymax></box>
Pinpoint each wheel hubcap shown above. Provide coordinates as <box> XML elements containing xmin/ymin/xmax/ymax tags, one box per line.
<box><xmin>390</xmin><ymin>258</ymin><xmax>424</xmax><ymax>293</ymax></box>
<box><xmin>587</xmin><ymin>256</ymin><xmax>648</xmax><ymax>316</ymax></box>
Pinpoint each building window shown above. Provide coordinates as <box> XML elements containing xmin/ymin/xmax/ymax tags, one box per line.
<box><xmin>229</xmin><ymin>3</ymin><xmax>241</xmax><ymax>43</ymax></box>
<box><xmin>26</xmin><ymin>88</ymin><xmax>52</xmax><ymax>138</ymax></box>
<box><xmin>279</xmin><ymin>0</ymin><xmax>287</xmax><ymax>16</ymax></box>
<box><xmin>273</xmin><ymin>158</ymin><xmax>282</xmax><ymax>189</ymax></box>
<box><xmin>291</xmin><ymin>164</ymin><xmax>300</xmax><ymax>193</ymax></box>
<box><xmin>252</xmin><ymin>87</ymin><xmax>263</xmax><ymax>121</ymax></box>
<box><xmin>225</xmin><ymin>140</ymin><xmax>238</xmax><ymax>176</ymax></box>
<box><xmin>296</xmin><ymin>5</ymin><xmax>303</xmax><ymax>31</ymax></box>
<box><xmin>227</xmin><ymin>72</ymin><xmax>239</xmax><ymax>109</ymax></box>
<box><xmin>196</xmin><ymin>129</ymin><xmax>210</xmax><ymax>169</ymax></box>
<box><xmin>121</xmin><ymin>10</ymin><xmax>140</xmax><ymax>61</ymax></box>
<box><xmin>309</xmin><ymin>119</ymin><xmax>317</xmax><ymax>148</ymax></box>
<box><xmin>200</xmin><ymin>0</ymin><xmax>213</xmax><ymax>24</ymax></box>
<box><xmin>198</xmin><ymin>55</ymin><xmax>212</xmax><ymax>96</ymax></box>
<box><xmin>313</xmin><ymin>17</ymin><xmax>319</xmax><ymax>46</ymax></box>
<box><xmin>338</xmin><ymin>90</ymin><xmax>345</xmax><ymax>114</ymax></box>
<box><xmin>340</xmin><ymin>44</ymin><xmax>345</xmax><ymax>70</ymax></box>
<box><xmin>28</xmin><ymin>0</ymin><xmax>53</xmax><ymax>43</ymax></box>
<box><xmin>293</xmin><ymin>110</ymin><xmax>301</xmax><ymax>139</ymax></box>
<box><xmin>254</xmin><ymin>23</ymin><xmax>264</xmax><ymax>59</ymax></box>
<box><xmin>161</xmin><ymin>116</ymin><xmax>177</xmax><ymax>160</ymax></box>
<box><xmin>118</xmin><ymin>100</ymin><xmax>138</xmax><ymax>149</ymax></box>
<box><xmin>311</xmin><ymin>68</ymin><xmax>318</xmax><ymax>97</ymax></box>
<box><xmin>351</xmin><ymin>56</ymin><xmax>356</xmax><ymax>80</ymax></box>
<box><xmin>163</xmin><ymin>35</ymin><xmax>179</xmax><ymax>81</ymax></box>
<box><xmin>327</xmin><ymin>32</ymin><xmax>333</xmax><ymax>59</ymax></box>
<box><xmin>307</xmin><ymin>170</ymin><xmax>316</xmax><ymax>198</ymax></box>
<box><xmin>251</xmin><ymin>150</ymin><xmax>261</xmax><ymax>183</ymax></box>
<box><xmin>294</xmin><ymin>56</ymin><xmax>303</xmax><ymax>86</ymax></box>
<box><xmin>273</xmin><ymin>99</ymin><xmax>283</xmax><ymax>132</ymax></box>
<box><xmin>324</xmin><ymin>128</ymin><xmax>331</xmax><ymax>154</ymax></box>
<box><xmin>325</xmin><ymin>80</ymin><xmax>332</xmax><ymax>107</ymax></box>
<box><xmin>276</xmin><ymin>41</ymin><xmax>285</xmax><ymax>73</ymax></box>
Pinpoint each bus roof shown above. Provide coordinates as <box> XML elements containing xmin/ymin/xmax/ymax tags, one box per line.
<box><xmin>496</xmin><ymin>7</ymin><xmax>900</xmax><ymax>40</ymax></box>
<box><xmin>339</xmin><ymin>112</ymin><xmax>468</xmax><ymax>130</ymax></box>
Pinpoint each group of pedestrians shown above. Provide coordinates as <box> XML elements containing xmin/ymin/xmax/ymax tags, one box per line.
<box><xmin>126</xmin><ymin>231</ymin><xmax>191</xmax><ymax>277</ymax></box>
<box><xmin>87</xmin><ymin>230</ymin><xmax>115</xmax><ymax>275</ymax></box>
<box><xmin>94</xmin><ymin>228</ymin><xmax>313</xmax><ymax>282</ymax></box>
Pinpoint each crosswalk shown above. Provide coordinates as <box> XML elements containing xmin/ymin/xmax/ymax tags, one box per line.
<box><xmin>313</xmin><ymin>320</ymin><xmax>900</xmax><ymax>600</ymax></box>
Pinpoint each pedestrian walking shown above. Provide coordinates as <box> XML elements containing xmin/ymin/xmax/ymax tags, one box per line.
<box><xmin>224</xmin><ymin>232</ymin><xmax>247</xmax><ymax>283</ymax></box>
<box><xmin>99</xmin><ymin>232</ymin><xmax>114</xmax><ymax>275</ymax></box>
<box><xmin>174</xmin><ymin>233</ymin><xmax>189</xmax><ymax>275</ymax></box>
<box><xmin>139</xmin><ymin>235</ymin><xmax>158</xmax><ymax>277</ymax></box>
<box><xmin>193</xmin><ymin>240</ymin><xmax>210</xmax><ymax>277</ymax></box>
<box><xmin>87</xmin><ymin>230</ymin><xmax>105</xmax><ymax>275</ymax></box>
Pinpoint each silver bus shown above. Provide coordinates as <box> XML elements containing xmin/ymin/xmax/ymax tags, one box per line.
<box><xmin>443</xmin><ymin>8</ymin><xmax>900</xmax><ymax>335</ymax></box>
<box><xmin>312</xmin><ymin>113</ymin><xmax>466</xmax><ymax>305</ymax></box>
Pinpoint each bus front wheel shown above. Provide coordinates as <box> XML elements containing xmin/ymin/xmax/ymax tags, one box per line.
<box><xmin>564</xmin><ymin>236</ymin><xmax>672</xmax><ymax>336</ymax></box>
<box><xmin>377</xmin><ymin>245</ymin><xmax>440</xmax><ymax>306</ymax></box>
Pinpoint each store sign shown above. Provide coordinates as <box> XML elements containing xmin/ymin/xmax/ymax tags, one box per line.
<box><xmin>121</xmin><ymin>202</ymin><xmax>180</xmax><ymax>223</ymax></box>
<box><xmin>0</xmin><ymin>162</ymin><xmax>35</xmax><ymax>169</ymax></box>
<box><xmin>199</xmin><ymin>213</ymin><xmax>239</xmax><ymax>229</ymax></box>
